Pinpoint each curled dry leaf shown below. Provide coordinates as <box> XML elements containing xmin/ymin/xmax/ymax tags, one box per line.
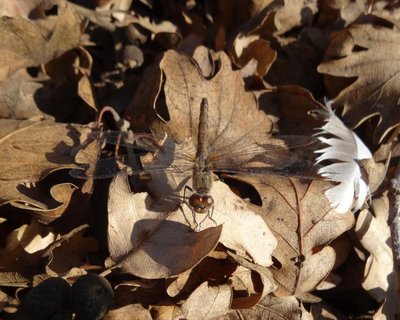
<box><xmin>234</xmin><ymin>175</ymin><xmax>355</xmax><ymax>297</ymax></box>
<box><xmin>44</xmin><ymin>225</ymin><xmax>98</xmax><ymax>276</ymax></box>
<box><xmin>0</xmin><ymin>118</ymin><xmax>88</xmax><ymax>222</ymax></box>
<box><xmin>318</xmin><ymin>22</ymin><xmax>400</xmax><ymax>143</ymax></box>
<box><xmin>355</xmin><ymin>194</ymin><xmax>400</xmax><ymax>319</ymax></box>
<box><xmin>181</xmin><ymin>281</ymin><xmax>232</xmax><ymax>320</ymax></box>
<box><xmin>11</xmin><ymin>183</ymin><xmax>78</xmax><ymax>224</ymax></box>
<box><xmin>107</xmin><ymin>170</ymin><xmax>222</xmax><ymax>279</ymax></box>
<box><xmin>231</xmin><ymin>34</ymin><xmax>276</xmax><ymax>77</ymax></box>
<box><xmin>105</xmin><ymin>304</ymin><xmax>153</xmax><ymax>320</ymax></box>
<box><xmin>227</xmin><ymin>251</ymin><xmax>277</xmax><ymax>309</ymax></box>
<box><xmin>0</xmin><ymin>0</ymin><xmax>82</xmax><ymax>81</ymax></box>
<box><xmin>5</xmin><ymin>219</ymin><xmax>55</xmax><ymax>254</ymax></box>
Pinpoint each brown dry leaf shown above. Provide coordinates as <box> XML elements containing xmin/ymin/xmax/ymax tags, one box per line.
<box><xmin>144</xmin><ymin>166</ymin><xmax>278</xmax><ymax>267</ymax></box>
<box><xmin>238</xmin><ymin>175</ymin><xmax>355</xmax><ymax>297</ymax></box>
<box><xmin>129</xmin><ymin>49</ymin><xmax>274</xmax><ymax>138</ymax></box>
<box><xmin>258</xmin><ymin>85</ymin><xmax>324</xmax><ymax>136</ymax></box>
<box><xmin>165</xmin><ymin>253</ymin><xmax>235</xmax><ymax>299</ymax></box>
<box><xmin>272</xmin><ymin>0</ymin><xmax>318</xmax><ymax>36</ymax></box>
<box><xmin>0</xmin><ymin>69</ymin><xmax>44</xmax><ymax>119</ymax></box>
<box><xmin>150</xmin><ymin>304</ymin><xmax>182</xmax><ymax>320</ymax></box>
<box><xmin>0</xmin><ymin>0</ymin><xmax>82</xmax><ymax>82</ymax></box>
<box><xmin>355</xmin><ymin>193</ymin><xmax>400</xmax><ymax>319</ymax></box>
<box><xmin>107</xmin><ymin>170</ymin><xmax>222</xmax><ymax>279</ymax></box>
<box><xmin>155</xmin><ymin>49</ymin><xmax>274</xmax><ymax>141</ymax></box>
<box><xmin>230</xmin><ymin>295</ymin><xmax>302</xmax><ymax>320</ymax></box>
<box><xmin>0</xmin><ymin>118</ymin><xmax>83</xmax><ymax>184</ymax></box>
<box><xmin>317</xmin><ymin>0</ymin><xmax>369</xmax><ymax>28</ymax></box>
<box><xmin>181</xmin><ymin>281</ymin><xmax>232</xmax><ymax>320</ymax></box>
<box><xmin>318</xmin><ymin>22</ymin><xmax>400</xmax><ymax>143</ymax></box>
<box><xmin>45</xmin><ymin>225</ymin><xmax>98</xmax><ymax>276</ymax></box>
<box><xmin>0</xmin><ymin>271</ymin><xmax>29</xmax><ymax>287</ymax></box>
<box><xmin>43</xmin><ymin>46</ymin><xmax>96</xmax><ymax>115</ymax></box>
<box><xmin>105</xmin><ymin>304</ymin><xmax>153</xmax><ymax>320</ymax></box>
<box><xmin>0</xmin><ymin>118</ymin><xmax>87</xmax><ymax>218</ymax></box>
<box><xmin>228</xmin><ymin>251</ymin><xmax>277</xmax><ymax>309</ymax></box>
<box><xmin>231</xmin><ymin>34</ymin><xmax>276</xmax><ymax>77</ymax></box>
<box><xmin>10</xmin><ymin>183</ymin><xmax>78</xmax><ymax>224</ymax></box>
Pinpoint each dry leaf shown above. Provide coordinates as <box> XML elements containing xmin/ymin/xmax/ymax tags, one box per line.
<box><xmin>105</xmin><ymin>304</ymin><xmax>153</xmax><ymax>320</ymax></box>
<box><xmin>318</xmin><ymin>22</ymin><xmax>400</xmax><ymax>143</ymax></box>
<box><xmin>181</xmin><ymin>281</ymin><xmax>232</xmax><ymax>320</ymax></box>
<box><xmin>150</xmin><ymin>304</ymin><xmax>182</xmax><ymax>320</ymax></box>
<box><xmin>129</xmin><ymin>49</ymin><xmax>274</xmax><ymax>137</ymax></box>
<box><xmin>240</xmin><ymin>175</ymin><xmax>355</xmax><ymax>296</ymax></box>
<box><xmin>0</xmin><ymin>118</ymin><xmax>83</xmax><ymax>184</ymax></box>
<box><xmin>230</xmin><ymin>295</ymin><xmax>302</xmax><ymax>320</ymax></box>
<box><xmin>231</xmin><ymin>34</ymin><xmax>276</xmax><ymax>77</ymax></box>
<box><xmin>0</xmin><ymin>0</ymin><xmax>82</xmax><ymax>81</ymax></box>
<box><xmin>0</xmin><ymin>69</ymin><xmax>44</xmax><ymax>119</ymax></box>
<box><xmin>45</xmin><ymin>225</ymin><xmax>98</xmax><ymax>276</ymax></box>
<box><xmin>228</xmin><ymin>251</ymin><xmax>277</xmax><ymax>309</ymax></box>
<box><xmin>107</xmin><ymin>170</ymin><xmax>222</xmax><ymax>279</ymax></box>
<box><xmin>5</xmin><ymin>219</ymin><xmax>55</xmax><ymax>254</ymax></box>
<box><xmin>0</xmin><ymin>118</ymin><xmax>87</xmax><ymax>223</ymax></box>
<box><xmin>155</xmin><ymin>50</ymin><xmax>274</xmax><ymax>141</ymax></box>
<box><xmin>355</xmin><ymin>193</ymin><xmax>400</xmax><ymax>319</ymax></box>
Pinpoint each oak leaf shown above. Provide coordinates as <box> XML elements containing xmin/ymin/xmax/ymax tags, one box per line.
<box><xmin>318</xmin><ymin>22</ymin><xmax>400</xmax><ymax>143</ymax></box>
<box><xmin>234</xmin><ymin>175</ymin><xmax>355</xmax><ymax>297</ymax></box>
<box><xmin>355</xmin><ymin>194</ymin><xmax>400</xmax><ymax>320</ymax></box>
<box><xmin>0</xmin><ymin>0</ymin><xmax>82</xmax><ymax>81</ymax></box>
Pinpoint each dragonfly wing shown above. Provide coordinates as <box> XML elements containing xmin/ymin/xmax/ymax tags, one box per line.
<box><xmin>209</xmin><ymin>135</ymin><xmax>319</xmax><ymax>179</ymax></box>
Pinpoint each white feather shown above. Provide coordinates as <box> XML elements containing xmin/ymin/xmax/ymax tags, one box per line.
<box><xmin>315</xmin><ymin>102</ymin><xmax>372</xmax><ymax>213</ymax></box>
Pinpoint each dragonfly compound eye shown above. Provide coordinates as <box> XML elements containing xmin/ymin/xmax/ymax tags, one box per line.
<box><xmin>189</xmin><ymin>194</ymin><xmax>214</xmax><ymax>214</ymax></box>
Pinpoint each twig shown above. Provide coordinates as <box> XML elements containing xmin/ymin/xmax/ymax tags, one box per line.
<box><xmin>390</xmin><ymin>161</ymin><xmax>400</xmax><ymax>315</ymax></box>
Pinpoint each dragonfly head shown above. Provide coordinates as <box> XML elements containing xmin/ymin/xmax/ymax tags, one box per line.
<box><xmin>189</xmin><ymin>193</ymin><xmax>214</xmax><ymax>214</ymax></box>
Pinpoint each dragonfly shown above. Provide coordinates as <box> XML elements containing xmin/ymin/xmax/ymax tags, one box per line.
<box><xmin>71</xmin><ymin>98</ymin><xmax>319</xmax><ymax>227</ymax></box>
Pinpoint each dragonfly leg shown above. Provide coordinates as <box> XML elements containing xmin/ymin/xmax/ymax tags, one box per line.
<box><xmin>208</xmin><ymin>207</ymin><xmax>217</xmax><ymax>225</ymax></box>
<box><xmin>181</xmin><ymin>185</ymin><xmax>200</xmax><ymax>229</ymax></box>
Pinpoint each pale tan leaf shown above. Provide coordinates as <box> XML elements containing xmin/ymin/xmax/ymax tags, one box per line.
<box><xmin>6</xmin><ymin>219</ymin><xmax>55</xmax><ymax>254</ymax></box>
<box><xmin>107</xmin><ymin>170</ymin><xmax>222</xmax><ymax>279</ymax></box>
<box><xmin>0</xmin><ymin>271</ymin><xmax>29</xmax><ymax>287</ymax></box>
<box><xmin>150</xmin><ymin>304</ymin><xmax>182</xmax><ymax>320</ymax></box>
<box><xmin>239</xmin><ymin>175</ymin><xmax>354</xmax><ymax>296</ymax></box>
<box><xmin>235</xmin><ymin>295</ymin><xmax>302</xmax><ymax>320</ymax></box>
<box><xmin>355</xmin><ymin>194</ymin><xmax>400</xmax><ymax>319</ymax></box>
<box><xmin>105</xmin><ymin>304</ymin><xmax>153</xmax><ymax>320</ymax></box>
<box><xmin>181</xmin><ymin>282</ymin><xmax>232</xmax><ymax>320</ymax></box>
<box><xmin>318</xmin><ymin>22</ymin><xmax>400</xmax><ymax>143</ymax></box>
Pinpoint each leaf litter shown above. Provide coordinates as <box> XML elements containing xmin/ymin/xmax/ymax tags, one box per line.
<box><xmin>0</xmin><ymin>1</ymin><xmax>399</xmax><ymax>319</ymax></box>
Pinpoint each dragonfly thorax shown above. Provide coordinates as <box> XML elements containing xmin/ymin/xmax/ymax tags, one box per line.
<box><xmin>192</xmin><ymin>169</ymin><xmax>213</xmax><ymax>193</ymax></box>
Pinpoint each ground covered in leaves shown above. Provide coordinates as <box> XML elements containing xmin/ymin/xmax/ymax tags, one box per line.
<box><xmin>0</xmin><ymin>0</ymin><xmax>399</xmax><ymax>319</ymax></box>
